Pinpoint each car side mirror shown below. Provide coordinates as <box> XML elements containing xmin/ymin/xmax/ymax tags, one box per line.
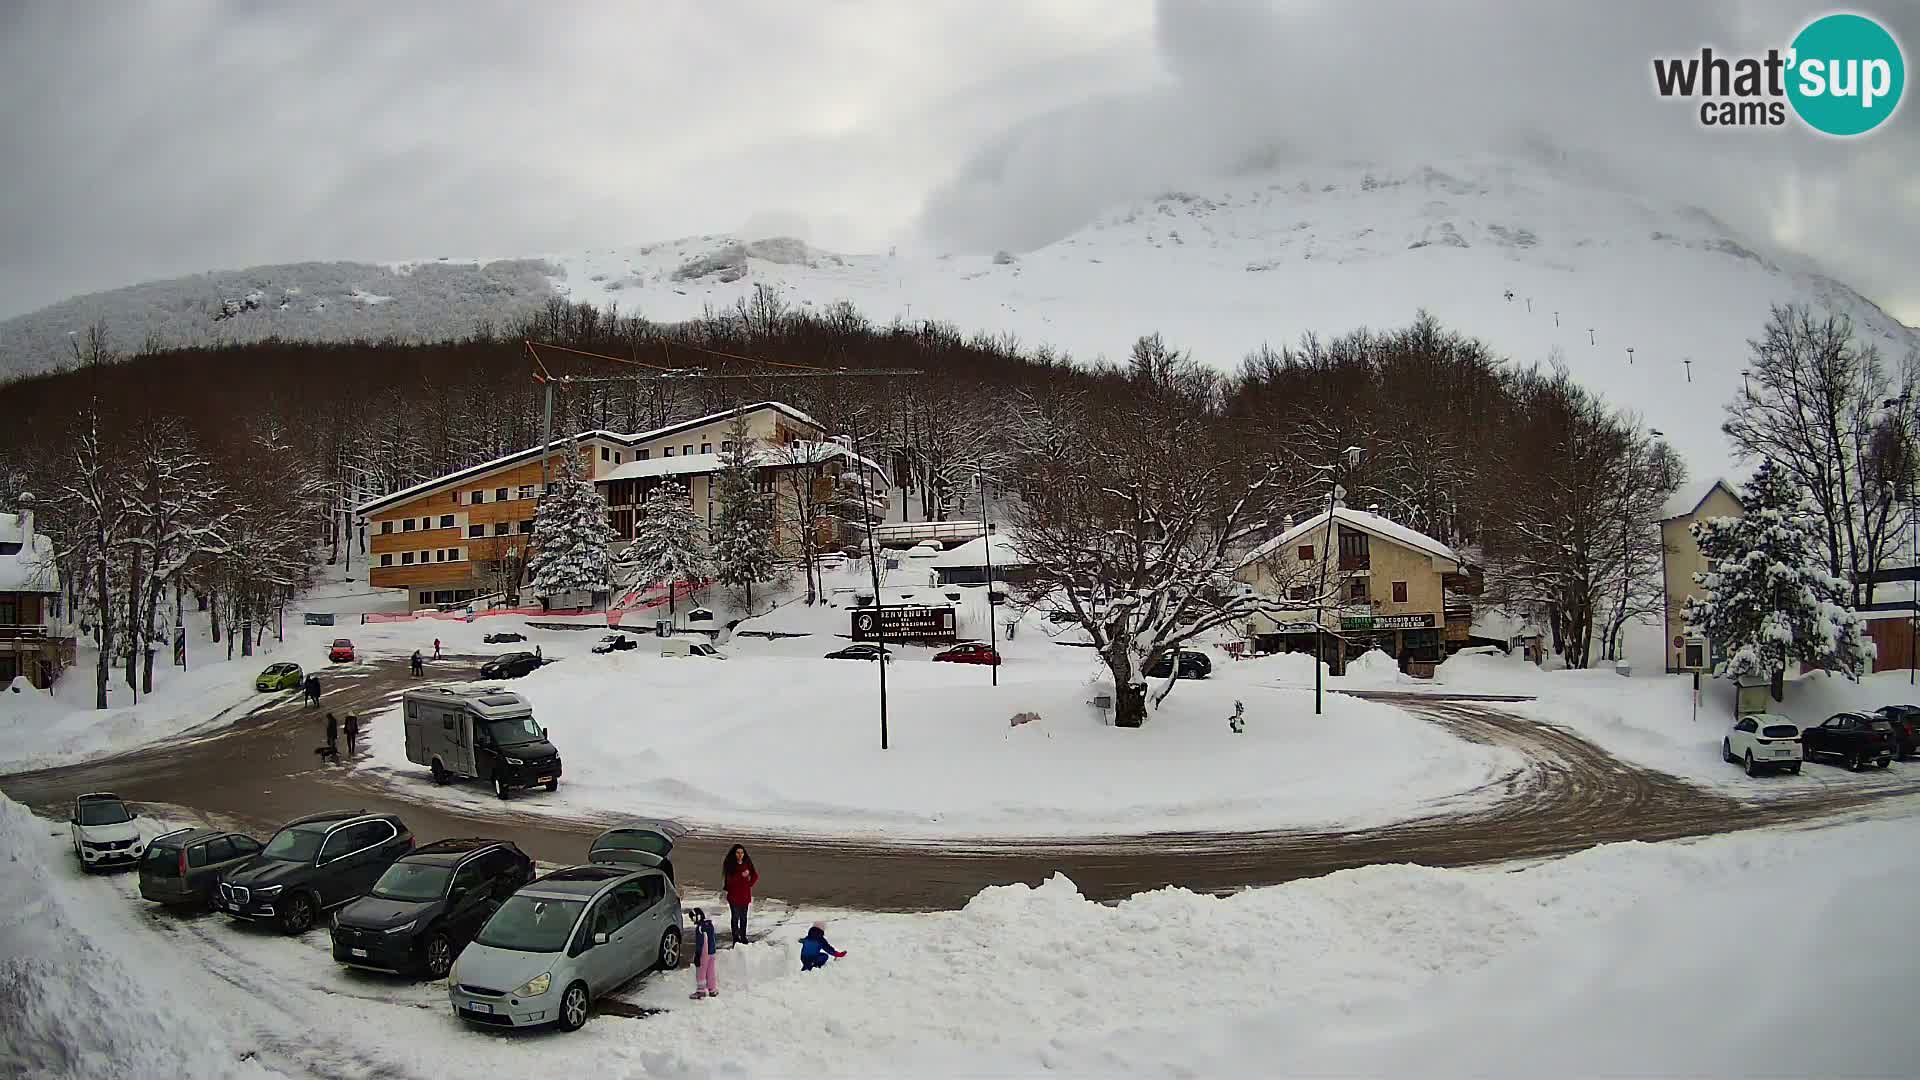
<box><xmin>593</xmin><ymin>932</ymin><xmax>609</xmax><ymax>946</ymax></box>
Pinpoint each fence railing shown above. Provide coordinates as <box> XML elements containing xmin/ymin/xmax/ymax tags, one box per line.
<box><xmin>0</xmin><ymin>624</ymin><xmax>50</xmax><ymax>642</ymax></box>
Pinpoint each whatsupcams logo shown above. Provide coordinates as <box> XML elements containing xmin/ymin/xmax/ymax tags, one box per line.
<box><xmin>1652</xmin><ymin>12</ymin><xmax>1905</xmax><ymax>135</ymax></box>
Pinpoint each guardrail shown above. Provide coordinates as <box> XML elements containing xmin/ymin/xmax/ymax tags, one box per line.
<box><xmin>0</xmin><ymin>624</ymin><xmax>50</xmax><ymax>641</ymax></box>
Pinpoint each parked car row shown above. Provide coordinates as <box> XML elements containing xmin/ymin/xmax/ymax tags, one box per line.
<box><xmin>93</xmin><ymin>798</ymin><xmax>683</xmax><ymax>1033</ymax></box>
<box><xmin>1725</xmin><ymin>706</ymin><xmax>1914</xmax><ymax>776</ymax></box>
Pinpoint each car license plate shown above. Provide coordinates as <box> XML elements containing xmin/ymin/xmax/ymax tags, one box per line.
<box><xmin>1774</xmin><ymin>749</ymin><xmax>1793</xmax><ymax>757</ymax></box>
<box><xmin>537</xmin><ymin>777</ymin><xmax>553</xmax><ymax>785</ymax></box>
<box><xmin>351</xmin><ymin>947</ymin><xmax>368</xmax><ymax>958</ymax></box>
<box><xmin>469</xmin><ymin>1001</ymin><xmax>492</xmax><ymax>1014</ymax></box>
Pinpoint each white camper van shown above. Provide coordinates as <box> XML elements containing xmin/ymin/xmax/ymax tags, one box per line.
<box><xmin>659</xmin><ymin>638</ymin><xmax>725</xmax><ymax>659</ymax></box>
<box><xmin>401</xmin><ymin>686</ymin><xmax>563</xmax><ymax>800</ymax></box>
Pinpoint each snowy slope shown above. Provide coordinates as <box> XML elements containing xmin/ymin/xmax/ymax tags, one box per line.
<box><xmin>5</xmin><ymin>155</ymin><xmax>1913</xmax><ymax>471</ymax></box>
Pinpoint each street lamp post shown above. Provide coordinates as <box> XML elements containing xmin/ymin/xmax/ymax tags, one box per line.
<box><xmin>848</xmin><ymin>429</ymin><xmax>889</xmax><ymax>749</ymax></box>
<box><xmin>977</xmin><ymin>469</ymin><xmax>998</xmax><ymax>688</ymax></box>
<box><xmin>1890</xmin><ymin>395</ymin><xmax>1917</xmax><ymax>685</ymax></box>
<box><xmin>1314</xmin><ymin>446</ymin><xmax>1363</xmax><ymax>716</ymax></box>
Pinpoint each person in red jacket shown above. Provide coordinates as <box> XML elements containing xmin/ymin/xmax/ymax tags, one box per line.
<box><xmin>721</xmin><ymin>844</ymin><xmax>758</xmax><ymax>944</ymax></box>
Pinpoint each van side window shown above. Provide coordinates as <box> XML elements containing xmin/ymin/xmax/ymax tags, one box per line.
<box><xmin>186</xmin><ymin>843</ymin><xmax>209</xmax><ymax>867</ymax></box>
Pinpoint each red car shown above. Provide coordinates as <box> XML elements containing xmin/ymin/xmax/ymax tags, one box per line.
<box><xmin>327</xmin><ymin>638</ymin><xmax>355</xmax><ymax>663</ymax></box>
<box><xmin>934</xmin><ymin>642</ymin><xmax>1001</xmax><ymax>666</ymax></box>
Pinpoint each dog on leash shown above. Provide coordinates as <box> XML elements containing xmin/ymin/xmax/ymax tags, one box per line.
<box><xmin>315</xmin><ymin>744</ymin><xmax>340</xmax><ymax>764</ymax></box>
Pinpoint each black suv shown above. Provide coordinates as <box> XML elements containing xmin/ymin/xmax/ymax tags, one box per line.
<box><xmin>1146</xmin><ymin>649</ymin><xmax>1213</xmax><ymax>680</ymax></box>
<box><xmin>216</xmin><ymin>811</ymin><xmax>415</xmax><ymax>934</ymax></box>
<box><xmin>1871</xmin><ymin>706</ymin><xmax>1920</xmax><ymax>759</ymax></box>
<box><xmin>331</xmin><ymin>838</ymin><xmax>534</xmax><ymax>978</ymax></box>
<box><xmin>483</xmin><ymin>631</ymin><xmax>526</xmax><ymax>644</ymax></box>
<box><xmin>480</xmin><ymin>651</ymin><xmax>546</xmax><ymax>679</ymax></box>
<box><xmin>1801</xmin><ymin>713</ymin><xmax>1896</xmax><ymax>771</ymax></box>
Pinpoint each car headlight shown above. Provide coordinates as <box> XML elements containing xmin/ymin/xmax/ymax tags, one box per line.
<box><xmin>255</xmin><ymin>885</ymin><xmax>283</xmax><ymax>897</ymax></box>
<box><xmin>383</xmin><ymin>919</ymin><xmax>417</xmax><ymax>935</ymax></box>
<box><xmin>514</xmin><ymin>972</ymin><xmax>552</xmax><ymax>997</ymax></box>
<box><xmin>503</xmin><ymin>756</ymin><xmax>524</xmax><ymax>765</ymax></box>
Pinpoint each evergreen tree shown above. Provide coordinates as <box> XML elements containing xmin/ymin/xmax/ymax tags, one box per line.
<box><xmin>528</xmin><ymin>445</ymin><xmax>614</xmax><ymax>601</ymax></box>
<box><xmin>630</xmin><ymin>480</ymin><xmax>712</xmax><ymax>620</ymax></box>
<box><xmin>1686</xmin><ymin>459</ymin><xmax>1873</xmax><ymax>694</ymax></box>
<box><xmin>711</xmin><ymin>421</ymin><xmax>776</xmax><ymax>615</ymax></box>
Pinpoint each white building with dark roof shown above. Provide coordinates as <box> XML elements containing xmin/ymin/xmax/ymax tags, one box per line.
<box><xmin>0</xmin><ymin>494</ymin><xmax>75</xmax><ymax>688</ymax></box>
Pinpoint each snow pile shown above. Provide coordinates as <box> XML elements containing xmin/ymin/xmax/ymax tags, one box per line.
<box><xmin>1342</xmin><ymin>647</ymin><xmax>1414</xmax><ymax>685</ymax></box>
<box><xmin>616</xmin><ymin>810</ymin><xmax>1920</xmax><ymax>1076</ymax></box>
<box><xmin>362</xmin><ymin>644</ymin><xmax>1522</xmax><ymax>836</ymax></box>
<box><xmin>0</xmin><ymin>797</ymin><xmax>271</xmax><ymax>1080</ymax></box>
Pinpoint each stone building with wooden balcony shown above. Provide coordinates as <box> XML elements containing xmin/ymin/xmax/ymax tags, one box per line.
<box><xmin>1235</xmin><ymin>506</ymin><xmax>1467</xmax><ymax>675</ymax></box>
<box><xmin>0</xmin><ymin>494</ymin><xmax>77</xmax><ymax>689</ymax></box>
<box><xmin>355</xmin><ymin>402</ymin><xmax>889</xmax><ymax>609</ymax></box>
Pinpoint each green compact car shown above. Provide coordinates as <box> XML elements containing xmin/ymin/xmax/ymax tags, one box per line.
<box><xmin>256</xmin><ymin>662</ymin><xmax>304</xmax><ymax>692</ymax></box>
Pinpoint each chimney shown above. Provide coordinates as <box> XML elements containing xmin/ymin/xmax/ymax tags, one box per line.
<box><xmin>16</xmin><ymin>491</ymin><xmax>33</xmax><ymax>545</ymax></box>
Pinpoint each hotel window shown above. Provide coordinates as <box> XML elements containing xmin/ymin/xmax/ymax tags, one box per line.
<box><xmin>614</xmin><ymin>452</ymin><xmax>622</xmax><ymax>463</ymax></box>
<box><xmin>518</xmin><ymin>520</ymin><xmax>534</xmax><ymax>534</ymax></box>
<box><xmin>600</xmin><ymin>447</ymin><xmax>610</xmax><ymax>461</ymax></box>
<box><xmin>720</xmin><ymin>441</ymin><xmax>734</xmax><ymax>452</ymax></box>
<box><xmin>638</xmin><ymin>449</ymin><xmax>649</xmax><ymax>460</ymax></box>
<box><xmin>664</xmin><ymin>447</ymin><xmax>675</xmax><ymax>457</ymax></box>
<box><xmin>380</xmin><ymin>520</ymin><xmax>393</xmax><ymax>534</ymax></box>
<box><xmin>495</xmin><ymin>487</ymin><xmax>508</xmax><ymax>502</ymax></box>
<box><xmin>700</xmin><ymin>442</ymin><xmax>712</xmax><ymax>455</ymax></box>
<box><xmin>1288</xmin><ymin>585</ymin><xmax>1311</xmax><ymax>601</ymax></box>
<box><xmin>401</xmin><ymin>551</ymin><xmax>414</xmax><ymax>565</ymax></box>
<box><xmin>468</xmin><ymin>524</ymin><xmax>484</xmax><ymax>538</ymax></box>
<box><xmin>494</xmin><ymin>522</ymin><xmax>511</xmax><ymax>536</ymax></box>
<box><xmin>439</xmin><ymin>514</ymin><xmax>454</xmax><ymax>529</ymax></box>
<box><xmin>402</xmin><ymin>518</ymin><xmax>416</xmax><ymax>532</ymax></box>
<box><xmin>1348</xmin><ymin>578</ymin><xmax>1369</xmax><ymax>602</ymax></box>
<box><xmin>683</xmin><ymin>444</ymin><xmax>693</xmax><ymax>456</ymax></box>
<box><xmin>518</xmin><ymin>485</ymin><xmax>536</xmax><ymax>500</ymax></box>
<box><xmin>1296</xmin><ymin>545</ymin><xmax>1314</xmax><ymax>561</ymax></box>
<box><xmin>471</xmin><ymin>490</ymin><xmax>486</xmax><ymax>504</ymax></box>
<box><xmin>433</xmin><ymin>550</ymin><xmax>445</xmax><ymax>563</ymax></box>
<box><xmin>1338</xmin><ymin>530</ymin><xmax>1370</xmax><ymax>571</ymax></box>
<box><xmin>379</xmin><ymin>554</ymin><xmax>393</xmax><ymax>567</ymax></box>
<box><xmin>1391</xmin><ymin>581</ymin><xmax>1408</xmax><ymax>603</ymax></box>
<box><xmin>452</xmin><ymin>491</ymin><xmax>462</xmax><ymax>505</ymax></box>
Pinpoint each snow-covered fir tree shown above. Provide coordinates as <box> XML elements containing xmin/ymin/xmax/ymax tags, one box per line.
<box><xmin>710</xmin><ymin>424</ymin><xmax>775</xmax><ymax>614</ymax></box>
<box><xmin>528</xmin><ymin>445</ymin><xmax>614</xmax><ymax>600</ymax></box>
<box><xmin>629</xmin><ymin>480</ymin><xmax>712</xmax><ymax>619</ymax></box>
<box><xmin>1685</xmin><ymin>458</ymin><xmax>1873</xmax><ymax>693</ymax></box>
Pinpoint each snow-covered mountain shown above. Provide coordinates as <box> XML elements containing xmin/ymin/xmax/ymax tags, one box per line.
<box><xmin>4</xmin><ymin>155</ymin><xmax>1913</xmax><ymax>472</ymax></box>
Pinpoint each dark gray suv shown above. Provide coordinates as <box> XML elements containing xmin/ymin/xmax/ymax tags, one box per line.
<box><xmin>216</xmin><ymin>810</ymin><xmax>414</xmax><ymax>934</ymax></box>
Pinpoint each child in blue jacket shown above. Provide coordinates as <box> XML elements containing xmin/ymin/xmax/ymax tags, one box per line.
<box><xmin>799</xmin><ymin>923</ymin><xmax>846</xmax><ymax>972</ymax></box>
<box><xmin>690</xmin><ymin>908</ymin><xmax>719</xmax><ymax>999</ymax></box>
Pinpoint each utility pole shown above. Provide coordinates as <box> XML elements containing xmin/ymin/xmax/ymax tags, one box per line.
<box><xmin>1315</xmin><ymin>446</ymin><xmax>1363</xmax><ymax>715</ymax></box>
<box><xmin>1683</xmin><ymin>359</ymin><xmax>1694</xmax><ymax>383</ymax></box>
<box><xmin>853</xmin><ymin>426</ymin><xmax>889</xmax><ymax>749</ymax></box>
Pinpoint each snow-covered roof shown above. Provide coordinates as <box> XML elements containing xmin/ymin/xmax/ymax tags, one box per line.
<box><xmin>598</xmin><ymin>440</ymin><xmax>889</xmax><ymax>485</ymax></box>
<box><xmin>1659</xmin><ymin>477</ymin><xmax>1742</xmax><ymax>522</ymax></box>
<box><xmin>355</xmin><ymin>401</ymin><xmax>823</xmax><ymax>514</ymax></box>
<box><xmin>927</xmin><ymin>530</ymin><xmax>1028</xmax><ymax>569</ymax></box>
<box><xmin>0</xmin><ymin>511</ymin><xmax>60</xmax><ymax>593</ymax></box>
<box><xmin>1241</xmin><ymin>507</ymin><xmax>1457</xmax><ymax>569</ymax></box>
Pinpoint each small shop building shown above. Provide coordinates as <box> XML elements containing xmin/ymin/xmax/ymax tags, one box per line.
<box><xmin>1236</xmin><ymin>507</ymin><xmax>1464</xmax><ymax>676</ymax></box>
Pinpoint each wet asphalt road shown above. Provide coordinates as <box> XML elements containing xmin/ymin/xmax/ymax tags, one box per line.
<box><xmin>5</xmin><ymin>660</ymin><xmax>1915</xmax><ymax>911</ymax></box>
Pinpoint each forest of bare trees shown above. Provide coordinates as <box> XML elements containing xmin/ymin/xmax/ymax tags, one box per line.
<box><xmin>1</xmin><ymin>289</ymin><xmax>1702</xmax><ymax>706</ymax></box>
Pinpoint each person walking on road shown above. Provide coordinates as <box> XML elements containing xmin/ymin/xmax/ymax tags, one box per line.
<box><xmin>722</xmin><ymin>844</ymin><xmax>759</xmax><ymax>944</ymax></box>
<box><xmin>433</xmin><ymin>638</ymin><xmax>441</xmax><ymax>660</ymax></box>
<box><xmin>799</xmin><ymin>923</ymin><xmax>845</xmax><ymax>972</ymax></box>
<box><xmin>304</xmin><ymin>674</ymin><xmax>321</xmax><ymax>708</ymax></box>
<box><xmin>410</xmin><ymin>650</ymin><xmax>424</xmax><ymax>677</ymax></box>
<box><xmin>689</xmin><ymin>908</ymin><xmax>719</xmax><ymax>999</ymax></box>
<box><xmin>324</xmin><ymin>713</ymin><xmax>339</xmax><ymax>759</ymax></box>
<box><xmin>344</xmin><ymin>713</ymin><xmax>360</xmax><ymax>757</ymax></box>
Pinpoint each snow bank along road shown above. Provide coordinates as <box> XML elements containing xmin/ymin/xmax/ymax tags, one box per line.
<box><xmin>4</xmin><ymin>661</ymin><xmax>1917</xmax><ymax>910</ymax></box>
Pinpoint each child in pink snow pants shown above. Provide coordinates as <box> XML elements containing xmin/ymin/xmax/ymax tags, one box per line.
<box><xmin>690</xmin><ymin>908</ymin><xmax>719</xmax><ymax>999</ymax></box>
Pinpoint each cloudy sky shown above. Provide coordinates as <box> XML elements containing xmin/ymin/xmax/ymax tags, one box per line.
<box><xmin>1</xmin><ymin>0</ymin><xmax>1915</xmax><ymax>322</ymax></box>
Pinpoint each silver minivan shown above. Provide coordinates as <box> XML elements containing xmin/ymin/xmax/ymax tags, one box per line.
<box><xmin>449</xmin><ymin>825</ymin><xmax>680</xmax><ymax>1032</ymax></box>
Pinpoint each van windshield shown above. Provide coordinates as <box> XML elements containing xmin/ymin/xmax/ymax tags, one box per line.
<box><xmin>480</xmin><ymin>716</ymin><xmax>543</xmax><ymax>746</ymax></box>
<box><xmin>474</xmin><ymin>895</ymin><xmax>583</xmax><ymax>953</ymax></box>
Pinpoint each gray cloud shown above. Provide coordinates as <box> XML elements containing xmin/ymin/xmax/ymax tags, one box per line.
<box><xmin>1</xmin><ymin>1</ymin><xmax>1914</xmax><ymax>325</ymax></box>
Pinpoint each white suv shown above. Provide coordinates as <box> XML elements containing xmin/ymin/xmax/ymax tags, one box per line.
<box><xmin>1724</xmin><ymin>715</ymin><xmax>1804</xmax><ymax>776</ymax></box>
<box><xmin>70</xmin><ymin>792</ymin><xmax>147</xmax><ymax>871</ymax></box>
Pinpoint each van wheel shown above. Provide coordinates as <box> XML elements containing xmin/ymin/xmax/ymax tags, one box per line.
<box><xmin>557</xmin><ymin>981</ymin><xmax>590</xmax><ymax>1032</ymax></box>
<box><xmin>1789</xmin><ymin>763</ymin><xmax>1802</xmax><ymax>775</ymax></box>
<box><xmin>493</xmin><ymin>777</ymin><xmax>509</xmax><ymax>800</ymax></box>
<box><xmin>278</xmin><ymin>892</ymin><xmax>316</xmax><ymax>935</ymax></box>
<box><xmin>430</xmin><ymin>759</ymin><xmax>448</xmax><ymax>785</ymax></box>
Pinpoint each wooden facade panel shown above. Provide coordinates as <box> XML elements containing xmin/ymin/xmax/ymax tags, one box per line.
<box><xmin>369</xmin><ymin>562</ymin><xmax>483</xmax><ymax>588</ymax></box>
<box><xmin>371</xmin><ymin>526</ymin><xmax>464</xmax><ymax>554</ymax></box>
